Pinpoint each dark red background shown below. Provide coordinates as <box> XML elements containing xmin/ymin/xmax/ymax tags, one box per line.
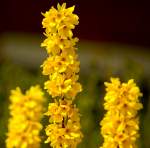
<box><xmin>1</xmin><ymin>0</ymin><xmax>150</xmax><ymax>47</ymax></box>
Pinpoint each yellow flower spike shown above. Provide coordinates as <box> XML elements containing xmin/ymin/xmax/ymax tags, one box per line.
<box><xmin>6</xmin><ymin>85</ymin><xmax>45</xmax><ymax>148</ymax></box>
<box><xmin>41</xmin><ymin>3</ymin><xmax>83</xmax><ymax>147</ymax></box>
<box><xmin>100</xmin><ymin>78</ymin><xmax>143</xmax><ymax>148</ymax></box>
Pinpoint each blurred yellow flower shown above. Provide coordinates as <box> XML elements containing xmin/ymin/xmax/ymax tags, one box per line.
<box><xmin>41</xmin><ymin>3</ymin><xmax>83</xmax><ymax>147</ymax></box>
<box><xmin>100</xmin><ymin>78</ymin><xmax>143</xmax><ymax>148</ymax></box>
<box><xmin>6</xmin><ymin>85</ymin><xmax>45</xmax><ymax>148</ymax></box>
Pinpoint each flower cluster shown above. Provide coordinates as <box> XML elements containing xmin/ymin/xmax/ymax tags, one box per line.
<box><xmin>41</xmin><ymin>3</ymin><xmax>83</xmax><ymax>148</ymax></box>
<box><xmin>45</xmin><ymin>99</ymin><xmax>82</xmax><ymax>148</ymax></box>
<box><xmin>6</xmin><ymin>85</ymin><xmax>45</xmax><ymax>148</ymax></box>
<box><xmin>100</xmin><ymin>78</ymin><xmax>143</xmax><ymax>148</ymax></box>
<box><xmin>41</xmin><ymin>3</ymin><xmax>81</xmax><ymax>99</ymax></box>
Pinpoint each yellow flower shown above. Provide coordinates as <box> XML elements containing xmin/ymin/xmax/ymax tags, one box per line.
<box><xmin>44</xmin><ymin>73</ymin><xmax>82</xmax><ymax>99</ymax></box>
<box><xmin>42</xmin><ymin>54</ymin><xmax>79</xmax><ymax>76</ymax></box>
<box><xmin>100</xmin><ymin>78</ymin><xmax>143</xmax><ymax>148</ymax></box>
<box><xmin>6</xmin><ymin>86</ymin><xmax>45</xmax><ymax>148</ymax></box>
<box><xmin>45</xmin><ymin>99</ymin><xmax>83</xmax><ymax>148</ymax></box>
<box><xmin>41</xmin><ymin>2</ymin><xmax>83</xmax><ymax>147</ymax></box>
<box><xmin>42</xmin><ymin>3</ymin><xmax>78</xmax><ymax>37</ymax></box>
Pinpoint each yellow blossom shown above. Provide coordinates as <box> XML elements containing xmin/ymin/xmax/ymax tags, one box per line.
<box><xmin>42</xmin><ymin>3</ymin><xmax>78</xmax><ymax>38</ymax></box>
<box><xmin>41</xmin><ymin>3</ymin><xmax>83</xmax><ymax>147</ymax></box>
<box><xmin>100</xmin><ymin>78</ymin><xmax>143</xmax><ymax>148</ymax></box>
<box><xmin>6</xmin><ymin>85</ymin><xmax>45</xmax><ymax>148</ymax></box>
<box><xmin>42</xmin><ymin>54</ymin><xmax>79</xmax><ymax>76</ymax></box>
<box><xmin>45</xmin><ymin>99</ymin><xmax>83</xmax><ymax>148</ymax></box>
<box><xmin>44</xmin><ymin>73</ymin><xmax>82</xmax><ymax>99</ymax></box>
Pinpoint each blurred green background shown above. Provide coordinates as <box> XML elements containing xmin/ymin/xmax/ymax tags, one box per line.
<box><xmin>0</xmin><ymin>33</ymin><xmax>150</xmax><ymax>148</ymax></box>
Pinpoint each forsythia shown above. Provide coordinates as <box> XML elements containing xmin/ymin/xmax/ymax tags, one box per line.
<box><xmin>41</xmin><ymin>3</ymin><xmax>83</xmax><ymax>148</ymax></box>
<box><xmin>6</xmin><ymin>85</ymin><xmax>45</xmax><ymax>148</ymax></box>
<box><xmin>100</xmin><ymin>78</ymin><xmax>143</xmax><ymax>148</ymax></box>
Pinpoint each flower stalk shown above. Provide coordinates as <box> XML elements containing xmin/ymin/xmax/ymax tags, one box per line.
<box><xmin>100</xmin><ymin>78</ymin><xmax>143</xmax><ymax>148</ymax></box>
<box><xmin>6</xmin><ymin>86</ymin><xmax>45</xmax><ymax>148</ymax></box>
<box><xmin>41</xmin><ymin>3</ymin><xmax>83</xmax><ymax>148</ymax></box>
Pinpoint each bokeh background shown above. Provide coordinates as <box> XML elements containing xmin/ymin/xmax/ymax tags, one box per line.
<box><xmin>1</xmin><ymin>0</ymin><xmax>150</xmax><ymax>147</ymax></box>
